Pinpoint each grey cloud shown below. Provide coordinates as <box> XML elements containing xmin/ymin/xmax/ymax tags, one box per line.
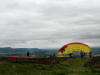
<box><xmin>0</xmin><ymin>0</ymin><xmax>100</xmax><ymax>48</ymax></box>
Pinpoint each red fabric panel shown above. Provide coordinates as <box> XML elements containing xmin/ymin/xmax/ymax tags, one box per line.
<box><xmin>0</xmin><ymin>56</ymin><xmax>2</xmax><ymax>58</ymax></box>
<box><xmin>7</xmin><ymin>56</ymin><xmax>47</xmax><ymax>59</ymax></box>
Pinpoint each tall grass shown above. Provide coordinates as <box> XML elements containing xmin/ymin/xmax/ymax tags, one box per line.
<box><xmin>0</xmin><ymin>58</ymin><xmax>100</xmax><ymax>75</ymax></box>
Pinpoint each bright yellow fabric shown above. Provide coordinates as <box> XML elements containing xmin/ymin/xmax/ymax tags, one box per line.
<box><xmin>58</xmin><ymin>44</ymin><xmax>91</xmax><ymax>56</ymax></box>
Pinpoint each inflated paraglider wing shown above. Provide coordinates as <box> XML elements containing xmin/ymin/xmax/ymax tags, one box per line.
<box><xmin>58</xmin><ymin>42</ymin><xmax>91</xmax><ymax>56</ymax></box>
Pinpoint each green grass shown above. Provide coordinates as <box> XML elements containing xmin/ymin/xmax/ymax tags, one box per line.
<box><xmin>0</xmin><ymin>58</ymin><xmax>100</xmax><ymax>75</ymax></box>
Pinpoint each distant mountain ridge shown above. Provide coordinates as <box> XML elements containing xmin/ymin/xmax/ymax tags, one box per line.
<box><xmin>0</xmin><ymin>47</ymin><xmax>57</xmax><ymax>57</ymax></box>
<box><xmin>0</xmin><ymin>47</ymin><xmax>100</xmax><ymax>57</ymax></box>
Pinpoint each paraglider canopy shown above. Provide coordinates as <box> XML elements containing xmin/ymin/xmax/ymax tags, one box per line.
<box><xmin>58</xmin><ymin>42</ymin><xmax>91</xmax><ymax>55</ymax></box>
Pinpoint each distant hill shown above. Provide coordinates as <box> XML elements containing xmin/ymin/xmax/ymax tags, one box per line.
<box><xmin>0</xmin><ymin>47</ymin><xmax>57</xmax><ymax>57</ymax></box>
<box><xmin>0</xmin><ymin>47</ymin><xmax>100</xmax><ymax>57</ymax></box>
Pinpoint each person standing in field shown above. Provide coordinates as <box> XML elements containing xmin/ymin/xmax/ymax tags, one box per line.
<box><xmin>89</xmin><ymin>52</ymin><xmax>92</xmax><ymax>58</ymax></box>
<box><xmin>80</xmin><ymin>50</ymin><xmax>84</xmax><ymax>58</ymax></box>
<box><xmin>69</xmin><ymin>53</ymin><xmax>72</xmax><ymax>58</ymax></box>
<box><xmin>27</xmin><ymin>51</ymin><xmax>30</xmax><ymax>56</ymax></box>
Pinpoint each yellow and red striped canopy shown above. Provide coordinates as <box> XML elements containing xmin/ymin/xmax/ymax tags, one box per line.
<box><xmin>58</xmin><ymin>42</ymin><xmax>91</xmax><ymax>55</ymax></box>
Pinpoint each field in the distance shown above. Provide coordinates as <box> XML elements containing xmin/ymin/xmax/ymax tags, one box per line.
<box><xmin>0</xmin><ymin>57</ymin><xmax>100</xmax><ymax>75</ymax></box>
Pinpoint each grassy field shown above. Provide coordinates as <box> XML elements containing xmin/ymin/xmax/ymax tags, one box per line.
<box><xmin>0</xmin><ymin>58</ymin><xmax>100</xmax><ymax>75</ymax></box>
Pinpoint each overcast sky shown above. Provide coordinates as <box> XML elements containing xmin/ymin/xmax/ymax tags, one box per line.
<box><xmin>0</xmin><ymin>0</ymin><xmax>100</xmax><ymax>48</ymax></box>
